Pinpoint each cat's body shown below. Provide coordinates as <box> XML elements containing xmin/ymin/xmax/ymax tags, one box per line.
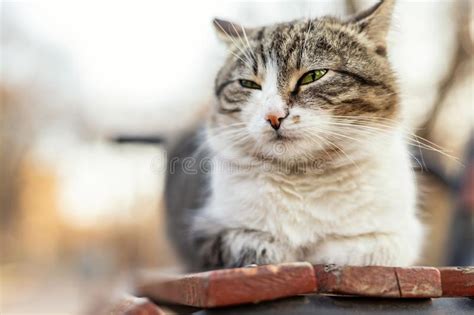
<box><xmin>165</xmin><ymin>0</ymin><xmax>423</xmax><ymax>271</ymax></box>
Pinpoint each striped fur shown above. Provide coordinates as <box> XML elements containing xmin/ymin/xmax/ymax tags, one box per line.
<box><xmin>166</xmin><ymin>0</ymin><xmax>423</xmax><ymax>271</ymax></box>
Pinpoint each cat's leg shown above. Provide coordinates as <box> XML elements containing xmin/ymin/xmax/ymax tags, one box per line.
<box><xmin>193</xmin><ymin>228</ymin><xmax>294</xmax><ymax>269</ymax></box>
<box><xmin>308</xmin><ymin>231</ymin><xmax>422</xmax><ymax>266</ymax></box>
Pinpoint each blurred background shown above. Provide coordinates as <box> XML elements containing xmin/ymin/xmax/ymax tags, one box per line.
<box><xmin>1</xmin><ymin>0</ymin><xmax>473</xmax><ymax>314</ymax></box>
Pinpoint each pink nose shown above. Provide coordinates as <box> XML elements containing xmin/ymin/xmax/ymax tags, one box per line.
<box><xmin>265</xmin><ymin>112</ymin><xmax>287</xmax><ymax>130</ymax></box>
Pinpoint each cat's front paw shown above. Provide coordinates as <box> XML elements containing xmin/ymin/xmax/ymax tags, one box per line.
<box><xmin>196</xmin><ymin>228</ymin><xmax>289</xmax><ymax>269</ymax></box>
<box><xmin>230</xmin><ymin>245</ymin><xmax>275</xmax><ymax>267</ymax></box>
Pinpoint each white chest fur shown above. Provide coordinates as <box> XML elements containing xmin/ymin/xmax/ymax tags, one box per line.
<box><xmin>201</xmin><ymin>133</ymin><xmax>418</xmax><ymax>251</ymax></box>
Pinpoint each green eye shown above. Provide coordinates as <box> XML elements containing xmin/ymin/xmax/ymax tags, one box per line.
<box><xmin>239</xmin><ymin>79</ymin><xmax>261</xmax><ymax>90</ymax></box>
<box><xmin>298</xmin><ymin>69</ymin><xmax>327</xmax><ymax>86</ymax></box>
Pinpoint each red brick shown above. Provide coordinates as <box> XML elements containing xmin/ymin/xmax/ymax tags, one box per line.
<box><xmin>314</xmin><ymin>265</ymin><xmax>399</xmax><ymax>297</ymax></box>
<box><xmin>136</xmin><ymin>262</ymin><xmax>316</xmax><ymax>308</ymax></box>
<box><xmin>439</xmin><ymin>267</ymin><xmax>474</xmax><ymax>297</ymax></box>
<box><xmin>395</xmin><ymin>267</ymin><xmax>442</xmax><ymax>298</ymax></box>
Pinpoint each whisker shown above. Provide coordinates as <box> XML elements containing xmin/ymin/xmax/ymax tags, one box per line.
<box><xmin>303</xmin><ymin>132</ymin><xmax>361</xmax><ymax>171</ymax></box>
<box><xmin>230</xmin><ymin>23</ymin><xmax>255</xmax><ymax>65</ymax></box>
<box><xmin>297</xmin><ymin>119</ymin><xmax>460</xmax><ymax>163</ymax></box>
<box><xmin>214</xmin><ymin>21</ymin><xmax>254</xmax><ymax>68</ymax></box>
<box><xmin>239</xmin><ymin>24</ymin><xmax>258</xmax><ymax>66</ymax></box>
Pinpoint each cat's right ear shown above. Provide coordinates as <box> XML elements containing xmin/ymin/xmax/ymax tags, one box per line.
<box><xmin>213</xmin><ymin>18</ymin><xmax>252</xmax><ymax>45</ymax></box>
<box><xmin>348</xmin><ymin>0</ymin><xmax>395</xmax><ymax>50</ymax></box>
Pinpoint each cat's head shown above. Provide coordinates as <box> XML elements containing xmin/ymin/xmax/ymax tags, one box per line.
<box><xmin>208</xmin><ymin>0</ymin><xmax>399</xmax><ymax>165</ymax></box>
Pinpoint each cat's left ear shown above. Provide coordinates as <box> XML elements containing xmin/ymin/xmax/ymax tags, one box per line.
<box><xmin>348</xmin><ymin>0</ymin><xmax>395</xmax><ymax>48</ymax></box>
<box><xmin>213</xmin><ymin>18</ymin><xmax>253</xmax><ymax>45</ymax></box>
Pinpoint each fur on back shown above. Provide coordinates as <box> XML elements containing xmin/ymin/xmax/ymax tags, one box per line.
<box><xmin>165</xmin><ymin>0</ymin><xmax>423</xmax><ymax>271</ymax></box>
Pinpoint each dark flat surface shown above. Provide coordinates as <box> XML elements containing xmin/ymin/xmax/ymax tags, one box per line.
<box><xmin>160</xmin><ymin>295</ymin><xmax>473</xmax><ymax>315</ymax></box>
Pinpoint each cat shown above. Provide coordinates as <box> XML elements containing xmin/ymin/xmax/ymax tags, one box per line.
<box><xmin>165</xmin><ymin>0</ymin><xmax>423</xmax><ymax>271</ymax></box>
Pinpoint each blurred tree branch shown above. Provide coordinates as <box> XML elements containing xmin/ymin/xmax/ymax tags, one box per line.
<box><xmin>420</xmin><ymin>0</ymin><xmax>473</xmax><ymax>142</ymax></box>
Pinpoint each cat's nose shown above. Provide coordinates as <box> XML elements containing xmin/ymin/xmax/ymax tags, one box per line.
<box><xmin>265</xmin><ymin>112</ymin><xmax>288</xmax><ymax>130</ymax></box>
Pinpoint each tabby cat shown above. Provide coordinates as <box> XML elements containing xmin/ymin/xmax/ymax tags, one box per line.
<box><xmin>165</xmin><ymin>0</ymin><xmax>423</xmax><ymax>271</ymax></box>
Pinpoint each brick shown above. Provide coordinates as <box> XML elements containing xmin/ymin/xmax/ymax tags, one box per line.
<box><xmin>314</xmin><ymin>264</ymin><xmax>399</xmax><ymax>297</ymax></box>
<box><xmin>395</xmin><ymin>267</ymin><xmax>442</xmax><ymax>298</ymax></box>
<box><xmin>439</xmin><ymin>267</ymin><xmax>474</xmax><ymax>297</ymax></box>
<box><xmin>136</xmin><ymin>262</ymin><xmax>316</xmax><ymax>308</ymax></box>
